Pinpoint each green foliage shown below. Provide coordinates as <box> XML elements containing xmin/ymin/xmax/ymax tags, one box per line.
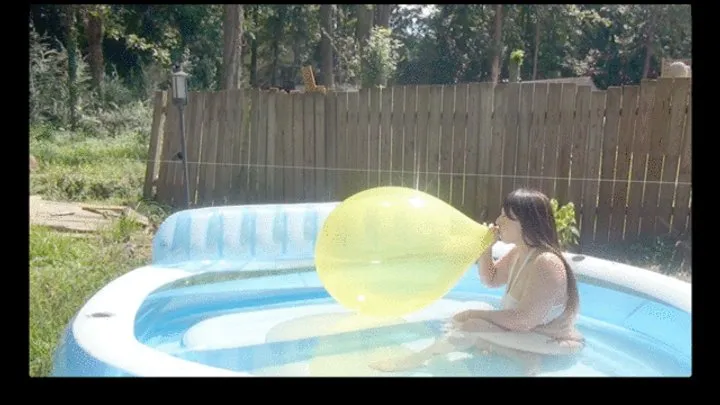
<box><xmin>510</xmin><ymin>49</ymin><xmax>525</xmax><ymax>65</ymax></box>
<box><xmin>362</xmin><ymin>26</ymin><xmax>404</xmax><ymax>87</ymax></box>
<box><xmin>550</xmin><ymin>199</ymin><xmax>580</xmax><ymax>250</ymax></box>
<box><xmin>30</xmin><ymin>130</ymin><xmax>147</xmax><ymax>205</ymax></box>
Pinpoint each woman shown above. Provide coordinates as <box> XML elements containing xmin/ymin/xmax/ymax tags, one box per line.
<box><xmin>370</xmin><ymin>188</ymin><xmax>585</xmax><ymax>375</ymax></box>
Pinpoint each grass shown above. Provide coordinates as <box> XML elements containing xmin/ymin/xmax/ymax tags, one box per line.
<box><xmin>29</xmin><ymin>124</ymin><xmax>166</xmax><ymax>377</ymax></box>
<box><xmin>29</xmin><ymin>220</ymin><xmax>153</xmax><ymax>377</ymax></box>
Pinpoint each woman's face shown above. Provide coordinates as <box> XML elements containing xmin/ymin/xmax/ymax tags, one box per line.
<box><xmin>496</xmin><ymin>208</ymin><xmax>523</xmax><ymax>245</ymax></box>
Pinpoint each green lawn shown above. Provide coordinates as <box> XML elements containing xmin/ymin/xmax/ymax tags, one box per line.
<box><xmin>29</xmin><ymin>128</ymin><xmax>164</xmax><ymax>377</ymax></box>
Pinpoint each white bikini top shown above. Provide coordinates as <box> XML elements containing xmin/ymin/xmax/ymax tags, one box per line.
<box><xmin>501</xmin><ymin>248</ymin><xmax>565</xmax><ymax>325</ymax></box>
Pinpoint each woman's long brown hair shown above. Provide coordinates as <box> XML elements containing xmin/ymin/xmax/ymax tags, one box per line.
<box><xmin>502</xmin><ymin>188</ymin><xmax>581</xmax><ymax>319</ymax></box>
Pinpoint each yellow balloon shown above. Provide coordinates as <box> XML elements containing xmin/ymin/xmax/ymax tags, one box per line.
<box><xmin>315</xmin><ymin>186</ymin><xmax>496</xmax><ymax>317</ymax></box>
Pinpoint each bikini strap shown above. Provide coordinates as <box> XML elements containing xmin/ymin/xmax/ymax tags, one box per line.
<box><xmin>506</xmin><ymin>248</ymin><xmax>536</xmax><ymax>293</ymax></box>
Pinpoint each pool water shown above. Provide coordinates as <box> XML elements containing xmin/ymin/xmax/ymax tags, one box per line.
<box><xmin>135</xmin><ymin>276</ymin><xmax>691</xmax><ymax>377</ymax></box>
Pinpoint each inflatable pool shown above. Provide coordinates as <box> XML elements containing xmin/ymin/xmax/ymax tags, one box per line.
<box><xmin>51</xmin><ymin>202</ymin><xmax>691</xmax><ymax>377</ymax></box>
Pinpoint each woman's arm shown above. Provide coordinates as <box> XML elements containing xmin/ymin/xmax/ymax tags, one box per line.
<box><xmin>466</xmin><ymin>252</ymin><xmax>568</xmax><ymax>332</ymax></box>
<box><xmin>478</xmin><ymin>240</ymin><xmax>516</xmax><ymax>288</ymax></box>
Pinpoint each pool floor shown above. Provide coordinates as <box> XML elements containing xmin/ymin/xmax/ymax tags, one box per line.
<box><xmin>139</xmin><ymin>296</ymin><xmax>691</xmax><ymax>377</ymax></box>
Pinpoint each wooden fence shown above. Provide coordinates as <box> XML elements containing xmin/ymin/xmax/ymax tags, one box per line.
<box><xmin>144</xmin><ymin>78</ymin><xmax>692</xmax><ymax>249</ymax></box>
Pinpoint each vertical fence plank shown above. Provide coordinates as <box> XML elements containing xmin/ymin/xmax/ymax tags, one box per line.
<box><xmin>266</xmin><ymin>91</ymin><xmax>279</xmax><ymax>202</ymax></box>
<box><xmin>452</xmin><ymin>84</ymin><xmax>468</xmax><ymax>209</ymax></box>
<box><xmin>515</xmin><ymin>83</ymin><xmax>533</xmax><ymax>190</ymax></box>
<box><xmin>569</xmin><ymin>86</ymin><xmax>591</xmax><ymax>229</ymax></box>
<box><xmin>426</xmin><ymin>86</ymin><xmax>443</xmax><ymax>195</ymax></box>
<box><xmin>673</xmin><ymin>93</ymin><xmax>691</xmax><ymax>235</ymax></box>
<box><xmin>302</xmin><ymin>93</ymin><xmax>316</xmax><ymax>201</ymax></box>
<box><xmin>439</xmin><ymin>85</ymin><xmax>455</xmax><ymax>202</ymax></box>
<box><xmin>487</xmin><ymin>83</ymin><xmax>506</xmax><ymax>220</ymax></box>
<box><xmin>186</xmin><ymin>92</ymin><xmax>206</xmax><ymax>205</ymax></box>
<box><xmin>415</xmin><ymin>86</ymin><xmax>430</xmax><ymax>192</ymax></box>
<box><xmin>390</xmin><ymin>86</ymin><xmax>405</xmax><ymax>187</ymax></box>
<box><xmin>641</xmin><ymin>78</ymin><xmax>673</xmax><ymax>236</ymax></box>
<box><xmin>344</xmin><ymin>91</ymin><xmax>361</xmax><ymax>198</ymax></box>
<box><xmin>625</xmin><ymin>80</ymin><xmax>655</xmax><ymax>242</ymax></box>
<box><xmin>229</xmin><ymin>89</ymin><xmax>249</xmax><ymax>204</ymax></box>
<box><xmin>596</xmin><ymin>86</ymin><xmax>621</xmax><ymax>245</ymax></box>
<box><xmin>542</xmin><ymin>83</ymin><xmax>562</xmax><ymax>197</ymax></box>
<box><xmin>475</xmin><ymin>82</ymin><xmax>494</xmax><ymax>222</ymax></box>
<box><xmin>528</xmin><ymin>83</ymin><xmax>547</xmax><ymax>191</ymax></box>
<box><xmin>368</xmin><ymin>87</ymin><xmax>381</xmax><ymax>187</ymax></box>
<box><xmin>659</xmin><ymin>78</ymin><xmax>691</xmax><ymax>235</ymax></box>
<box><xmin>332</xmin><ymin>92</ymin><xmax>348</xmax><ymax>200</ymax></box>
<box><xmin>357</xmin><ymin>88</ymin><xmax>370</xmax><ymax>191</ymax></box>
<box><xmin>324</xmin><ymin>92</ymin><xmax>337</xmax><ymax>201</ymax></box>
<box><xmin>610</xmin><ymin>85</ymin><xmax>638</xmax><ymax>242</ymax></box>
<box><xmin>462</xmin><ymin>84</ymin><xmax>480</xmax><ymax>218</ymax></box>
<box><xmin>555</xmin><ymin>84</ymin><xmax>577</xmax><ymax>205</ymax></box>
<box><xmin>198</xmin><ymin>92</ymin><xmax>220</xmax><ymax>206</ymax></box>
<box><xmin>156</xmin><ymin>94</ymin><xmax>176</xmax><ymax>206</ymax></box>
<box><xmin>402</xmin><ymin>86</ymin><xmax>417</xmax><ymax>188</ymax></box>
<box><xmin>501</xmin><ymin>82</ymin><xmax>520</xmax><ymax>199</ymax></box>
<box><xmin>580</xmin><ymin>91</ymin><xmax>606</xmax><ymax>247</ymax></box>
<box><xmin>279</xmin><ymin>93</ymin><xmax>294</xmax><ymax>202</ymax></box>
<box><xmin>313</xmin><ymin>92</ymin><xmax>326</xmax><ymax>201</ymax></box>
<box><xmin>290</xmin><ymin>93</ymin><xmax>304</xmax><ymax>202</ymax></box>
<box><xmin>380</xmin><ymin>87</ymin><xmax>393</xmax><ymax>186</ymax></box>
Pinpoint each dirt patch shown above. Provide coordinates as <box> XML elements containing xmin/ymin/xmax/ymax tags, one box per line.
<box><xmin>30</xmin><ymin>195</ymin><xmax>149</xmax><ymax>233</ymax></box>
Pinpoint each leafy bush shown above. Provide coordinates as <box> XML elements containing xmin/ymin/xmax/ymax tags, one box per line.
<box><xmin>550</xmin><ymin>199</ymin><xmax>580</xmax><ymax>250</ymax></box>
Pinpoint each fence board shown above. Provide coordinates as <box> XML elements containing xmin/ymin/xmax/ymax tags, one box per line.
<box><xmin>380</xmin><ymin>87</ymin><xmax>393</xmax><ymax>186</ymax></box>
<box><xmin>502</xmin><ymin>83</ymin><xmax>520</xmax><ymax>200</ymax></box>
<box><xmin>439</xmin><ymin>85</ymin><xmax>455</xmax><ymax>202</ymax></box>
<box><xmin>658</xmin><ymin>78</ymin><xmax>690</xmax><ymax>235</ymax></box>
<box><xmin>528</xmin><ymin>83</ymin><xmax>547</xmax><ymax>191</ymax></box>
<box><xmin>452</xmin><ymin>84</ymin><xmax>468</xmax><ymax>208</ymax></box>
<box><xmin>313</xmin><ymin>93</ymin><xmax>327</xmax><ymax>201</ymax></box>
<box><xmin>640</xmin><ymin>79</ymin><xmax>671</xmax><ymax>236</ymax></box>
<box><xmin>610</xmin><ymin>85</ymin><xmax>638</xmax><ymax>242</ymax></box>
<box><xmin>324</xmin><ymin>93</ymin><xmax>337</xmax><ymax>200</ymax></box>
<box><xmin>475</xmin><ymin>82</ymin><xmax>495</xmax><ymax>222</ymax></box>
<box><xmin>515</xmin><ymin>83</ymin><xmax>533</xmax><ymax>190</ymax></box>
<box><xmin>415</xmin><ymin>86</ymin><xmax>430</xmax><ymax>193</ymax></box>
<box><xmin>542</xmin><ymin>83</ymin><xmax>562</xmax><ymax>197</ymax></box>
<box><xmin>487</xmin><ymin>83</ymin><xmax>506</xmax><ymax>220</ymax></box>
<box><xmin>569</xmin><ymin>86</ymin><xmax>591</xmax><ymax>228</ymax></box>
<box><xmin>368</xmin><ymin>87</ymin><xmax>381</xmax><ymax>187</ymax></box>
<box><xmin>556</xmin><ymin>84</ymin><xmax>577</xmax><ymax>204</ymax></box>
<box><xmin>401</xmin><ymin>86</ymin><xmax>417</xmax><ymax>188</ymax></box>
<box><xmin>390</xmin><ymin>86</ymin><xmax>405</xmax><ymax>186</ymax></box>
<box><xmin>186</xmin><ymin>92</ymin><xmax>205</xmax><ymax>205</ymax></box>
<box><xmin>580</xmin><ymin>91</ymin><xmax>606</xmax><ymax>246</ymax></box>
<box><xmin>673</xmin><ymin>91</ymin><xmax>692</xmax><ymax>236</ymax></box>
<box><xmin>596</xmin><ymin>86</ymin><xmax>621</xmax><ymax>244</ymax></box>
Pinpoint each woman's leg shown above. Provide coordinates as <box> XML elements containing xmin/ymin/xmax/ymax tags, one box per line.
<box><xmin>368</xmin><ymin>324</ymin><xmax>479</xmax><ymax>372</ymax></box>
<box><xmin>461</xmin><ymin>318</ymin><xmax>585</xmax><ymax>356</ymax></box>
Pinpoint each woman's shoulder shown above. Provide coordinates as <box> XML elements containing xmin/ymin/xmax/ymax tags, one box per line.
<box><xmin>530</xmin><ymin>251</ymin><xmax>568</xmax><ymax>282</ymax></box>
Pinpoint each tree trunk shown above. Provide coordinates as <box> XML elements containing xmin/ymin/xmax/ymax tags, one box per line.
<box><xmin>63</xmin><ymin>5</ymin><xmax>78</xmax><ymax>130</ymax></box>
<box><xmin>533</xmin><ymin>5</ymin><xmax>541</xmax><ymax>80</ymax></box>
<box><xmin>221</xmin><ymin>5</ymin><xmax>244</xmax><ymax>90</ymax></box>
<box><xmin>83</xmin><ymin>7</ymin><xmax>105</xmax><ymax>93</ymax></box>
<box><xmin>319</xmin><ymin>5</ymin><xmax>335</xmax><ymax>87</ymax></box>
<box><xmin>248</xmin><ymin>6</ymin><xmax>258</xmax><ymax>87</ymax></box>
<box><xmin>491</xmin><ymin>4</ymin><xmax>504</xmax><ymax>84</ymax></box>
<box><xmin>375</xmin><ymin>4</ymin><xmax>392</xmax><ymax>28</ymax></box>
<box><xmin>356</xmin><ymin>5</ymin><xmax>373</xmax><ymax>87</ymax></box>
<box><xmin>642</xmin><ymin>8</ymin><xmax>657</xmax><ymax>79</ymax></box>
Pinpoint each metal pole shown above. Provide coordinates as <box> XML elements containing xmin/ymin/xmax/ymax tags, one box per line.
<box><xmin>178</xmin><ymin>104</ymin><xmax>191</xmax><ymax>209</ymax></box>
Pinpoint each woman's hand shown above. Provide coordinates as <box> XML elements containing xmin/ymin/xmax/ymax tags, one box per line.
<box><xmin>452</xmin><ymin>309</ymin><xmax>479</xmax><ymax>324</ymax></box>
<box><xmin>488</xmin><ymin>224</ymin><xmax>500</xmax><ymax>244</ymax></box>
